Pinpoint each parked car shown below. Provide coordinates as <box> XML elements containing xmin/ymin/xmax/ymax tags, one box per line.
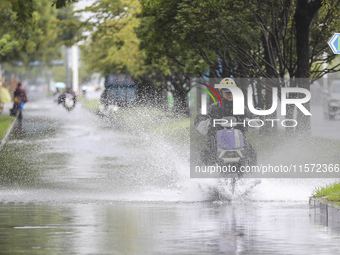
<box><xmin>323</xmin><ymin>80</ymin><xmax>340</xmax><ymax>120</ymax></box>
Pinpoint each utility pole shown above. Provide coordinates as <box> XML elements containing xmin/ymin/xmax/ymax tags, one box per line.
<box><xmin>66</xmin><ymin>47</ymin><xmax>71</xmax><ymax>89</ymax></box>
<box><xmin>72</xmin><ymin>45</ymin><xmax>79</xmax><ymax>93</ymax></box>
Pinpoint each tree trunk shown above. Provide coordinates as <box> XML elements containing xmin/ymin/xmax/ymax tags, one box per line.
<box><xmin>294</xmin><ymin>0</ymin><xmax>322</xmax><ymax>135</ymax></box>
<box><xmin>285</xmin><ymin>79</ymin><xmax>296</xmax><ymax>137</ymax></box>
<box><xmin>261</xmin><ymin>33</ymin><xmax>278</xmax><ymax>135</ymax></box>
<box><xmin>173</xmin><ymin>89</ymin><xmax>189</xmax><ymax>117</ymax></box>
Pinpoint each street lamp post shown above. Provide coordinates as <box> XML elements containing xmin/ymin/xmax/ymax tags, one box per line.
<box><xmin>66</xmin><ymin>47</ymin><xmax>71</xmax><ymax>89</ymax></box>
<box><xmin>72</xmin><ymin>45</ymin><xmax>79</xmax><ymax>93</ymax></box>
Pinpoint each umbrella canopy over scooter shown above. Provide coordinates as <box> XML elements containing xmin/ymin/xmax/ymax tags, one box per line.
<box><xmin>54</xmin><ymin>82</ymin><xmax>66</xmax><ymax>89</ymax></box>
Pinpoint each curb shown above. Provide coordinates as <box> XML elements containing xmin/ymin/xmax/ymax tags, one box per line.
<box><xmin>309</xmin><ymin>197</ymin><xmax>340</xmax><ymax>228</ymax></box>
<box><xmin>0</xmin><ymin>115</ymin><xmax>17</xmax><ymax>152</ymax></box>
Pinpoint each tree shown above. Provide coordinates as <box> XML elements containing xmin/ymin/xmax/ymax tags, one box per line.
<box><xmin>81</xmin><ymin>0</ymin><xmax>144</xmax><ymax>75</ymax></box>
<box><xmin>80</xmin><ymin>0</ymin><xmax>162</xmax><ymax>105</ymax></box>
<box><xmin>51</xmin><ymin>0</ymin><xmax>78</xmax><ymax>9</ymax></box>
<box><xmin>139</xmin><ymin>0</ymin><xmax>340</xmax><ymax>133</ymax></box>
<box><xmin>0</xmin><ymin>0</ymin><xmax>31</xmax><ymax>63</ymax></box>
<box><xmin>138</xmin><ymin>0</ymin><xmax>209</xmax><ymax>115</ymax></box>
<box><xmin>0</xmin><ymin>0</ymin><xmax>81</xmax><ymax>65</ymax></box>
<box><xmin>0</xmin><ymin>0</ymin><xmax>84</xmax><ymax>91</ymax></box>
<box><xmin>79</xmin><ymin>0</ymin><xmax>184</xmax><ymax>111</ymax></box>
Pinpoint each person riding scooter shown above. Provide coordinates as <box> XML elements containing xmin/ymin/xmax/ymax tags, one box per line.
<box><xmin>10</xmin><ymin>82</ymin><xmax>28</xmax><ymax>117</ymax></box>
<box><xmin>58</xmin><ymin>87</ymin><xmax>77</xmax><ymax>111</ymax></box>
<box><xmin>195</xmin><ymin>78</ymin><xmax>257</xmax><ymax>166</ymax></box>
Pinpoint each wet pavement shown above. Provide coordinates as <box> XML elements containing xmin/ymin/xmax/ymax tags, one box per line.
<box><xmin>1</xmin><ymin>98</ymin><xmax>340</xmax><ymax>254</ymax></box>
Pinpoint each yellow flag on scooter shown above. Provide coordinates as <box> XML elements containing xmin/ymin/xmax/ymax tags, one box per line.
<box><xmin>0</xmin><ymin>85</ymin><xmax>12</xmax><ymax>104</ymax></box>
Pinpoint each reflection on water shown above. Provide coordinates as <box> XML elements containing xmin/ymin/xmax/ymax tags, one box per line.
<box><xmin>1</xmin><ymin>100</ymin><xmax>340</xmax><ymax>254</ymax></box>
<box><xmin>1</xmin><ymin>202</ymin><xmax>340</xmax><ymax>255</ymax></box>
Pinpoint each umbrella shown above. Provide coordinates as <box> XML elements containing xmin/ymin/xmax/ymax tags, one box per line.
<box><xmin>54</xmin><ymin>82</ymin><xmax>66</xmax><ymax>88</ymax></box>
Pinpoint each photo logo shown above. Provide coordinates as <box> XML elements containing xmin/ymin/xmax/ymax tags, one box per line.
<box><xmin>196</xmin><ymin>82</ymin><xmax>222</xmax><ymax>107</ymax></box>
<box><xmin>199</xmin><ymin>83</ymin><xmax>312</xmax><ymax>116</ymax></box>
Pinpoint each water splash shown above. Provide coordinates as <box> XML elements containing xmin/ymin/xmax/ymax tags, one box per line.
<box><xmin>2</xmin><ymin>99</ymin><xmax>337</xmax><ymax>204</ymax></box>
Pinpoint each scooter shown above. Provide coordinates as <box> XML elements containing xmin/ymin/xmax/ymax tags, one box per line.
<box><xmin>205</xmin><ymin>116</ymin><xmax>260</xmax><ymax>194</ymax></box>
<box><xmin>196</xmin><ymin>115</ymin><xmax>261</xmax><ymax>198</ymax></box>
<box><xmin>214</xmin><ymin>116</ymin><xmax>247</xmax><ymax>192</ymax></box>
<box><xmin>10</xmin><ymin>97</ymin><xmax>24</xmax><ymax>130</ymax></box>
<box><xmin>58</xmin><ymin>93</ymin><xmax>77</xmax><ymax>111</ymax></box>
<box><xmin>216</xmin><ymin>117</ymin><xmax>248</xmax><ymax>170</ymax></box>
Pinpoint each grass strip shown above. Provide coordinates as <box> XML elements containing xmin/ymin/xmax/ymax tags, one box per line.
<box><xmin>81</xmin><ymin>100</ymin><xmax>190</xmax><ymax>143</ymax></box>
<box><xmin>0</xmin><ymin>115</ymin><xmax>15</xmax><ymax>141</ymax></box>
<box><xmin>80</xmin><ymin>98</ymin><xmax>100</xmax><ymax>112</ymax></box>
<box><xmin>313</xmin><ymin>183</ymin><xmax>340</xmax><ymax>204</ymax></box>
<box><xmin>114</xmin><ymin>106</ymin><xmax>190</xmax><ymax>143</ymax></box>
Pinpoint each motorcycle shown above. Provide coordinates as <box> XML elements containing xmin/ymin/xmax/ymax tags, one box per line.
<box><xmin>9</xmin><ymin>97</ymin><xmax>25</xmax><ymax>130</ymax></box>
<box><xmin>216</xmin><ymin>117</ymin><xmax>249</xmax><ymax>171</ymax></box>
<box><xmin>217</xmin><ymin>117</ymin><xmax>246</xmax><ymax>192</ymax></box>
<box><xmin>58</xmin><ymin>92</ymin><xmax>77</xmax><ymax>111</ymax></box>
<box><xmin>201</xmin><ymin>116</ymin><xmax>259</xmax><ymax>194</ymax></box>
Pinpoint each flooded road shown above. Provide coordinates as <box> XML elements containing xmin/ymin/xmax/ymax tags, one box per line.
<box><xmin>1</xmin><ymin>98</ymin><xmax>340</xmax><ymax>254</ymax></box>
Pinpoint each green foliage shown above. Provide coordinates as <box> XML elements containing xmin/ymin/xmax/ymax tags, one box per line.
<box><xmin>139</xmin><ymin>0</ymin><xmax>259</xmax><ymax>78</ymax></box>
<box><xmin>0</xmin><ymin>115</ymin><xmax>15</xmax><ymax>141</ymax></box>
<box><xmin>81</xmin><ymin>0</ymin><xmax>206</xmax><ymax>83</ymax></box>
<box><xmin>138</xmin><ymin>0</ymin><xmax>209</xmax><ymax>76</ymax></box>
<box><xmin>81</xmin><ymin>0</ymin><xmax>145</xmax><ymax>76</ymax></box>
<box><xmin>51</xmin><ymin>0</ymin><xmax>78</xmax><ymax>9</ymax></box>
<box><xmin>0</xmin><ymin>0</ymin><xmax>82</xmax><ymax>66</ymax></box>
<box><xmin>313</xmin><ymin>183</ymin><xmax>340</xmax><ymax>201</ymax></box>
<box><xmin>139</xmin><ymin>0</ymin><xmax>340</xmax><ymax>79</ymax></box>
<box><xmin>23</xmin><ymin>0</ymin><xmax>60</xmax><ymax>63</ymax></box>
<box><xmin>56</xmin><ymin>5</ymin><xmax>83</xmax><ymax>47</ymax></box>
<box><xmin>81</xmin><ymin>98</ymin><xmax>100</xmax><ymax>112</ymax></box>
<box><xmin>11</xmin><ymin>0</ymin><xmax>36</xmax><ymax>25</ymax></box>
<box><xmin>0</xmin><ymin>34</ymin><xmax>19</xmax><ymax>57</ymax></box>
<box><xmin>51</xmin><ymin>64</ymin><xmax>67</xmax><ymax>84</ymax></box>
<box><xmin>0</xmin><ymin>1</ymin><xmax>25</xmax><ymax>62</ymax></box>
<box><xmin>113</xmin><ymin>106</ymin><xmax>189</xmax><ymax>143</ymax></box>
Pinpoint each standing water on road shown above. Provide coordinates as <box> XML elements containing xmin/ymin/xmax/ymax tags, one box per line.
<box><xmin>0</xmin><ymin>99</ymin><xmax>340</xmax><ymax>254</ymax></box>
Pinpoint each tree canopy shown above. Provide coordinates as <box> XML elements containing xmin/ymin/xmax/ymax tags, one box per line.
<box><xmin>0</xmin><ymin>0</ymin><xmax>82</xmax><ymax>65</ymax></box>
<box><xmin>2</xmin><ymin>0</ymin><xmax>340</xmax><ymax>127</ymax></box>
<box><xmin>137</xmin><ymin>0</ymin><xmax>340</xmax><ymax>130</ymax></box>
<box><xmin>81</xmin><ymin>0</ymin><xmax>144</xmax><ymax>75</ymax></box>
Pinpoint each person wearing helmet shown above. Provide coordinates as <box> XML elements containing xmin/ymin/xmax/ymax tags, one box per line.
<box><xmin>195</xmin><ymin>77</ymin><xmax>257</xmax><ymax>166</ymax></box>
<box><xmin>209</xmin><ymin>78</ymin><xmax>254</xmax><ymax>122</ymax></box>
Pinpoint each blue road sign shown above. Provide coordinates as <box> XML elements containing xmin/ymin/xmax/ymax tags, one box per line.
<box><xmin>328</xmin><ymin>33</ymin><xmax>340</xmax><ymax>54</ymax></box>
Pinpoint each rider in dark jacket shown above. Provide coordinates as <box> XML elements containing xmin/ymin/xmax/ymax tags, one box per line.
<box><xmin>58</xmin><ymin>88</ymin><xmax>76</xmax><ymax>104</ymax></box>
<box><xmin>10</xmin><ymin>82</ymin><xmax>28</xmax><ymax>117</ymax></box>
<box><xmin>195</xmin><ymin>78</ymin><xmax>257</xmax><ymax>165</ymax></box>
